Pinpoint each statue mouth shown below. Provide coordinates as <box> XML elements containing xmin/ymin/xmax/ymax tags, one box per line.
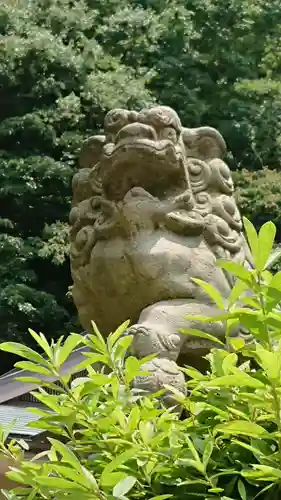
<box><xmin>102</xmin><ymin>138</ymin><xmax>179</xmax><ymax>160</ymax></box>
<box><xmin>100</xmin><ymin>139</ymin><xmax>185</xmax><ymax>201</ymax></box>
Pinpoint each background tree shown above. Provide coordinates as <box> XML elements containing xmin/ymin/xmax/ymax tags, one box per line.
<box><xmin>1</xmin><ymin>0</ymin><xmax>281</xmax><ymax>370</ymax></box>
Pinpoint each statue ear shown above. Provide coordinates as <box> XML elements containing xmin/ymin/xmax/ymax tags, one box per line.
<box><xmin>182</xmin><ymin>127</ymin><xmax>227</xmax><ymax>160</ymax></box>
<box><xmin>79</xmin><ymin>135</ymin><xmax>106</xmax><ymax>169</ymax></box>
<box><xmin>72</xmin><ymin>135</ymin><xmax>106</xmax><ymax>207</ymax></box>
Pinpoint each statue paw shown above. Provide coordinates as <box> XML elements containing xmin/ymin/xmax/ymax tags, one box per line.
<box><xmin>132</xmin><ymin>358</ymin><xmax>186</xmax><ymax>408</ymax></box>
<box><xmin>127</xmin><ymin>323</ymin><xmax>182</xmax><ymax>360</ymax></box>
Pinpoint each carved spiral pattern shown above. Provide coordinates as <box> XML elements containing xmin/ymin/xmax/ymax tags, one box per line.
<box><xmin>212</xmin><ymin>195</ymin><xmax>242</xmax><ymax>232</ymax></box>
<box><xmin>194</xmin><ymin>192</ymin><xmax>212</xmax><ymax>217</ymax></box>
<box><xmin>138</xmin><ymin>106</ymin><xmax>182</xmax><ymax>134</ymax></box>
<box><xmin>204</xmin><ymin>214</ymin><xmax>241</xmax><ymax>252</ymax></box>
<box><xmin>209</xmin><ymin>158</ymin><xmax>234</xmax><ymax>194</ymax></box>
<box><xmin>187</xmin><ymin>158</ymin><xmax>211</xmax><ymax>194</ymax></box>
<box><xmin>165</xmin><ymin>210</ymin><xmax>205</xmax><ymax>235</ymax></box>
<box><xmin>70</xmin><ymin>225</ymin><xmax>96</xmax><ymax>268</ymax></box>
<box><xmin>88</xmin><ymin>164</ymin><xmax>103</xmax><ymax>195</ymax></box>
<box><xmin>72</xmin><ymin>168</ymin><xmax>93</xmax><ymax>206</ymax></box>
<box><xmin>104</xmin><ymin>109</ymin><xmax>138</xmax><ymax>136</ymax></box>
<box><xmin>94</xmin><ymin>199</ymin><xmax>118</xmax><ymax>239</ymax></box>
<box><xmin>69</xmin><ymin>196</ymin><xmax>103</xmax><ymax>237</ymax></box>
<box><xmin>172</xmin><ymin>189</ymin><xmax>195</xmax><ymax>211</ymax></box>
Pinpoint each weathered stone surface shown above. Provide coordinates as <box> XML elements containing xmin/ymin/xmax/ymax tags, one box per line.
<box><xmin>70</xmin><ymin>106</ymin><xmax>252</xmax><ymax>401</ymax></box>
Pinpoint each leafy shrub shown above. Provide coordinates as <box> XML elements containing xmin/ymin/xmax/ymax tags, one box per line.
<box><xmin>2</xmin><ymin>219</ymin><xmax>281</xmax><ymax>499</ymax></box>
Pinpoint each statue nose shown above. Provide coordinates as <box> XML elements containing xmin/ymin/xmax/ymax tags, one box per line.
<box><xmin>115</xmin><ymin>123</ymin><xmax>157</xmax><ymax>143</ymax></box>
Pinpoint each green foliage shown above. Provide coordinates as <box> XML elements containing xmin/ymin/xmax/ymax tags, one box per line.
<box><xmin>2</xmin><ymin>220</ymin><xmax>281</xmax><ymax>498</ymax></box>
<box><xmin>235</xmin><ymin>169</ymin><xmax>281</xmax><ymax>239</ymax></box>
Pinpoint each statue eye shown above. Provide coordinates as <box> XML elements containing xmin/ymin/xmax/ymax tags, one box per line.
<box><xmin>159</xmin><ymin>127</ymin><xmax>178</xmax><ymax>143</ymax></box>
<box><xmin>104</xmin><ymin>109</ymin><xmax>130</xmax><ymax>134</ymax></box>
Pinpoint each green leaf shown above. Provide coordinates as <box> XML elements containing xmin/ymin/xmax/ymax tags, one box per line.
<box><xmin>108</xmin><ymin>320</ymin><xmax>130</xmax><ymax>349</ymax></box>
<box><xmin>5</xmin><ymin>471</ymin><xmax>27</xmax><ymax>484</ymax></box>
<box><xmin>28</xmin><ymin>330</ymin><xmax>52</xmax><ymax>359</ymax></box>
<box><xmin>14</xmin><ymin>377</ymin><xmax>43</xmax><ymax>385</ymax></box>
<box><xmin>82</xmin><ymin>353</ymin><xmax>109</xmax><ymax>366</ymax></box>
<box><xmin>186</xmin><ymin>436</ymin><xmax>201</xmax><ymax>462</ymax></box>
<box><xmin>180</xmin><ymin>366</ymin><xmax>205</xmax><ymax>380</ymax></box>
<box><xmin>48</xmin><ymin>439</ymin><xmax>82</xmax><ymax>472</ymax></box>
<box><xmin>254</xmin><ymin>465</ymin><xmax>281</xmax><ymax>478</ymax></box>
<box><xmin>192</xmin><ymin>278</ymin><xmax>225</xmax><ymax>310</ymax></box>
<box><xmin>255</xmin><ymin>344</ymin><xmax>281</xmax><ymax>380</ymax></box>
<box><xmin>44</xmin><ymin>465</ymin><xmax>90</xmax><ymax>489</ymax></box>
<box><xmin>229</xmin><ymin>338</ymin><xmax>245</xmax><ymax>351</ymax></box>
<box><xmin>113</xmin><ymin>335</ymin><xmax>133</xmax><ymax>360</ymax></box>
<box><xmin>203</xmin><ymin>373</ymin><xmax>265</xmax><ymax>389</ymax></box>
<box><xmin>90</xmin><ymin>374</ymin><xmax>110</xmax><ymax>386</ymax></box>
<box><xmin>237</xmin><ymin>479</ymin><xmax>247</xmax><ymax>500</ymax></box>
<box><xmin>0</xmin><ymin>343</ymin><xmax>46</xmax><ymax>364</ymax></box>
<box><xmin>113</xmin><ymin>476</ymin><xmax>137</xmax><ymax>498</ymax></box>
<box><xmin>125</xmin><ymin>356</ymin><xmax>142</xmax><ymax>384</ymax></box>
<box><xmin>265</xmin><ymin>246</ymin><xmax>281</xmax><ymax>270</ymax></box>
<box><xmin>252</xmin><ymin>483</ymin><xmax>275</xmax><ymax>499</ymax></box>
<box><xmin>177</xmin><ymin>458</ymin><xmax>204</xmax><ymax>474</ymax></box>
<box><xmin>128</xmin><ymin>407</ymin><xmax>140</xmax><ymax>430</ymax></box>
<box><xmin>100</xmin><ymin>472</ymin><xmax>128</xmax><ymax>488</ymax></box>
<box><xmin>148</xmin><ymin>496</ymin><xmax>173</xmax><ymax>500</ymax></box>
<box><xmin>202</xmin><ymin>438</ymin><xmax>214</xmax><ymax>471</ymax></box>
<box><xmin>139</xmin><ymin>421</ymin><xmax>154</xmax><ymax>445</ymax></box>
<box><xmin>243</xmin><ymin>217</ymin><xmax>258</xmax><ymax>263</ymax></box>
<box><xmin>56</xmin><ymin>334</ymin><xmax>84</xmax><ymax>367</ymax></box>
<box><xmin>222</xmin><ymin>353</ymin><xmax>238</xmax><ymax>373</ymax></box>
<box><xmin>231</xmin><ymin>440</ymin><xmax>266</xmax><ymax>458</ymax></box>
<box><xmin>14</xmin><ymin>361</ymin><xmax>52</xmax><ymax>376</ymax></box>
<box><xmin>180</xmin><ymin>328</ymin><xmax>224</xmax><ymax>345</ymax></box>
<box><xmin>214</xmin><ymin>420</ymin><xmax>267</xmax><ymax>437</ymax></box>
<box><xmin>217</xmin><ymin>260</ymin><xmax>253</xmax><ymax>283</ymax></box>
<box><xmin>2</xmin><ymin>419</ymin><xmax>17</xmax><ymax>442</ymax></box>
<box><xmin>110</xmin><ymin>376</ymin><xmax>119</xmax><ymax>400</ymax></box>
<box><xmin>91</xmin><ymin>321</ymin><xmax>105</xmax><ymax>344</ymax></box>
<box><xmin>100</xmin><ymin>448</ymin><xmax>138</xmax><ymax>486</ymax></box>
<box><xmin>257</xmin><ymin>221</ymin><xmax>276</xmax><ymax>271</ymax></box>
<box><xmin>81</xmin><ymin>467</ymin><xmax>98</xmax><ymax>490</ymax></box>
<box><xmin>34</xmin><ymin>476</ymin><xmax>85</xmax><ymax>489</ymax></box>
<box><xmin>229</xmin><ymin>279</ymin><xmax>249</xmax><ymax>306</ymax></box>
<box><xmin>184</xmin><ymin>313</ymin><xmax>233</xmax><ymax>323</ymax></box>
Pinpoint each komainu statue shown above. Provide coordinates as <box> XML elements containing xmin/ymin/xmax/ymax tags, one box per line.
<box><xmin>69</xmin><ymin>106</ymin><xmax>252</xmax><ymax>403</ymax></box>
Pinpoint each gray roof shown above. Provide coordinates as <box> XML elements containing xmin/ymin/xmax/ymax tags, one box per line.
<box><xmin>0</xmin><ymin>404</ymin><xmax>42</xmax><ymax>437</ymax></box>
<box><xmin>0</xmin><ymin>344</ymin><xmax>92</xmax><ymax>404</ymax></box>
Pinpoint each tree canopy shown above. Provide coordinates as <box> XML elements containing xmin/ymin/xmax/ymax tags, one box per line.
<box><xmin>1</xmin><ymin>0</ymin><xmax>281</xmax><ymax>368</ymax></box>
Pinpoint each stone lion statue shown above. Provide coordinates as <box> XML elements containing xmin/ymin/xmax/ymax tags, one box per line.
<box><xmin>69</xmin><ymin>106</ymin><xmax>252</xmax><ymax>403</ymax></box>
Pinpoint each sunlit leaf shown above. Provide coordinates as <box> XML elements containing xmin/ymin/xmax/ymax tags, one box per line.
<box><xmin>0</xmin><ymin>343</ymin><xmax>46</xmax><ymax>364</ymax></box>
<box><xmin>108</xmin><ymin>320</ymin><xmax>130</xmax><ymax>349</ymax></box>
<box><xmin>243</xmin><ymin>217</ymin><xmax>258</xmax><ymax>263</ymax></box>
<box><xmin>214</xmin><ymin>420</ymin><xmax>267</xmax><ymax>437</ymax></box>
<box><xmin>14</xmin><ymin>361</ymin><xmax>52</xmax><ymax>376</ymax></box>
<box><xmin>192</xmin><ymin>278</ymin><xmax>225</xmax><ymax>310</ymax></box>
<box><xmin>180</xmin><ymin>328</ymin><xmax>224</xmax><ymax>345</ymax></box>
<box><xmin>28</xmin><ymin>330</ymin><xmax>52</xmax><ymax>359</ymax></box>
<box><xmin>257</xmin><ymin>221</ymin><xmax>276</xmax><ymax>271</ymax></box>
<box><xmin>237</xmin><ymin>479</ymin><xmax>246</xmax><ymax>500</ymax></box>
<box><xmin>203</xmin><ymin>373</ymin><xmax>265</xmax><ymax>389</ymax></box>
<box><xmin>217</xmin><ymin>260</ymin><xmax>253</xmax><ymax>283</ymax></box>
<box><xmin>113</xmin><ymin>476</ymin><xmax>137</xmax><ymax>498</ymax></box>
<box><xmin>57</xmin><ymin>334</ymin><xmax>84</xmax><ymax>366</ymax></box>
